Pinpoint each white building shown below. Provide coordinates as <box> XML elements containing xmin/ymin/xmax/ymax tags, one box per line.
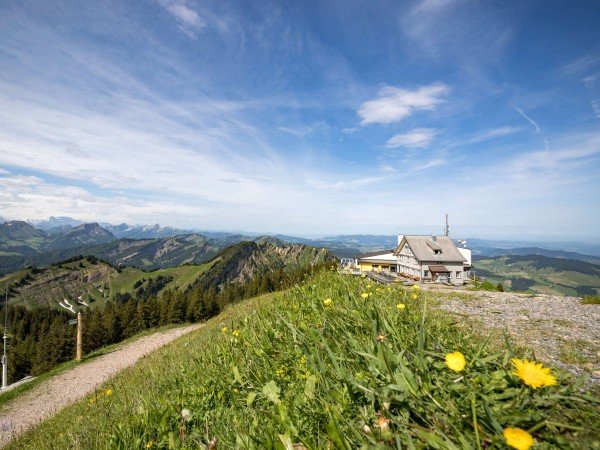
<box><xmin>394</xmin><ymin>235</ymin><xmax>468</xmax><ymax>285</ymax></box>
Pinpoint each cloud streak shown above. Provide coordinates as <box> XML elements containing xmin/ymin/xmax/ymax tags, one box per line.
<box><xmin>385</xmin><ymin>128</ymin><xmax>437</xmax><ymax>148</ymax></box>
<box><xmin>516</xmin><ymin>108</ymin><xmax>541</xmax><ymax>132</ymax></box>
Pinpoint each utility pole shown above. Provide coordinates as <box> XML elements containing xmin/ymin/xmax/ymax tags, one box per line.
<box><xmin>2</xmin><ymin>289</ymin><xmax>8</xmax><ymax>389</ymax></box>
<box><xmin>76</xmin><ymin>311</ymin><xmax>83</xmax><ymax>361</ymax></box>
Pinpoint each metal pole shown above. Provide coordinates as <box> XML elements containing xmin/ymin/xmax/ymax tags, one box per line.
<box><xmin>76</xmin><ymin>311</ymin><xmax>83</xmax><ymax>361</ymax></box>
<box><xmin>2</xmin><ymin>289</ymin><xmax>8</xmax><ymax>389</ymax></box>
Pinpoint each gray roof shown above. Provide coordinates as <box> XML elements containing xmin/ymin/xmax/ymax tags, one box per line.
<box><xmin>357</xmin><ymin>249</ymin><xmax>395</xmax><ymax>259</ymax></box>
<box><xmin>395</xmin><ymin>235</ymin><xmax>466</xmax><ymax>263</ymax></box>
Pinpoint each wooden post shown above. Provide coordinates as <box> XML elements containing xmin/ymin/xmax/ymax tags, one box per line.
<box><xmin>76</xmin><ymin>311</ymin><xmax>83</xmax><ymax>361</ymax></box>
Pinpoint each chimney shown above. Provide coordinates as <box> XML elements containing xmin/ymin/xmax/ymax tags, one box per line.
<box><xmin>432</xmin><ymin>235</ymin><xmax>437</xmax><ymax>242</ymax></box>
<box><xmin>397</xmin><ymin>234</ymin><xmax>404</xmax><ymax>246</ymax></box>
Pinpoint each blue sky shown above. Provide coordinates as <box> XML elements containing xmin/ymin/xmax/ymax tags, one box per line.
<box><xmin>0</xmin><ymin>0</ymin><xmax>599</xmax><ymax>240</ymax></box>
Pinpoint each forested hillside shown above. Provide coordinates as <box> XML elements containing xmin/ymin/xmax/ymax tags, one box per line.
<box><xmin>0</xmin><ymin>242</ymin><xmax>336</xmax><ymax>383</ymax></box>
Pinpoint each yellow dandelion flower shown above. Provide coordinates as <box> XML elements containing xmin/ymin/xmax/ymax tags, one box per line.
<box><xmin>367</xmin><ymin>284</ymin><xmax>372</xmax><ymax>288</ymax></box>
<box><xmin>376</xmin><ymin>288</ymin><xmax>381</xmax><ymax>292</ymax></box>
<box><xmin>221</xmin><ymin>326</ymin><xmax>229</xmax><ymax>334</ymax></box>
<box><xmin>105</xmin><ymin>388</ymin><xmax>113</xmax><ymax>396</ymax></box>
<box><xmin>396</xmin><ymin>303</ymin><xmax>406</xmax><ymax>311</ymax></box>
<box><xmin>412</xmin><ymin>284</ymin><xmax>421</xmax><ymax>290</ymax></box>
<box><xmin>445</xmin><ymin>352</ymin><xmax>466</xmax><ymax>372</ymax></box>
<box><xmin>232</xmin><ymin>329</ymin><xmax>240</xmax><ymax>337</ymax></box>
<box><xmin>146</xmin><ymin>441</ymin><xmax>155</xmax><ymax>449</ymax></box>
<box><xmin>323</xmin><ymin>298</ymin><xmax>333</xmax><ymax>307</ymax></box>
<box><xmin>361</xmin><ymin>292</ymin><xmax>369</xmax><ymax>299</ymax></box>
<box><xmin>512</xmin><ymin>358</ymin><xmax>557</xmax><ymax>388</ymax></box>
<box><xmin>504</xmin><ymin>427</ymin><xmax>534</xmax><ymax>450</ymax></box>
<box><xmin>412</xmin><ymin>293</ymin><xmax>418</xmax><ymax>300</ymax></box>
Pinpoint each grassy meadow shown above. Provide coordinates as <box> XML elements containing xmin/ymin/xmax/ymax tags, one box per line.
<box><xmin>474</xmin><ymin>256</ymin><xmax>600</xmax><ymax>296</ymax></box>
<box><xmin>8</xmin><ymin>271</ymin><xmax>599</xmax><ymax>449</ymax></box>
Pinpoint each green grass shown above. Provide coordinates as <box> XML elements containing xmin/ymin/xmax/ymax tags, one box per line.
<box><xmin>469</xmin><ymin>279</ymin><xmax>502</xmax><ymax>292</ymax></box>
<box><xmin>0</xmin><ymin>323</ymin><xmax>187</xmax><ymax>410</ymax></box>
<box><xmin>475</xmin><ymin>257</ymin><xmax>600</xmax><ymax>297</ymax></box>
<box><xmin>6</xmin><ymin>272</ymin><xmax>600</xmax><ymax>449</ymax></box>
<box><xmin>558</xmin><ymin>340</ymin><xmax>594</xmax><ymax>366</ymax></box>
<box><xmin>581</xmin><ymin>295</ymin><xmax>600</xmax><ymax>305</ymax></box>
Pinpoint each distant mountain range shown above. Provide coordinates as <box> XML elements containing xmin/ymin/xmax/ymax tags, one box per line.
<box><xmin>101</xmin><ymin>223</ymin><xmax>192</xmax><ymax>239</ymax></box>
<box><xmin>2</xmin><ymin>216</ymin><xmax>600</xmax><ymax>276</ymax></box>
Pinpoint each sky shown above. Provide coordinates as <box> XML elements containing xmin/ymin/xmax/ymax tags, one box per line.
<box><xmin>0</xmin><ymin>0</ymin><xmax>599</xmax><ymax>240</ymax></box>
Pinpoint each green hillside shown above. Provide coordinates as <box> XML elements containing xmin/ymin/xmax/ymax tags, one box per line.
<box><xmin>9</xmin><ymin>272</ymin><xmax>599</xmax><ymax>449</ymax></box>
<box><xmin>0</xmin><ymin>242</ymin><xmax>336</xmax><ymax>383</ymax></box>
<box><xmin>0</xmin><ymin>257</ymin><xmax>215</xmax><ymax>311</ymax></box>
<box><xmin>474</xmin><ymin>254</ymin><xmax>600</xmax><ymax>296</ymax></box>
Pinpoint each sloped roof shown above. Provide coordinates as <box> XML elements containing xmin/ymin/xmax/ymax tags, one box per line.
<box><xmin>357</xmin><ymin>249</ymin><xmax>396</xmax><ymax>259</ymax></box>
<box><xmin>395</xmin><ymin>236</ymin><xmax>466</xmax><ymax>263</ymax></box>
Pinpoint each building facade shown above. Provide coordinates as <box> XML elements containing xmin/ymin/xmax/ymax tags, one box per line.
<box><xmin>394</xmin><ymin>235</ymin><xmax>467</xmax><ymax>285</ymax></box>
<box><xmin>356</xmin><ymin>250</ymin><xmax>397</xmax><ymax>273</ymax></box>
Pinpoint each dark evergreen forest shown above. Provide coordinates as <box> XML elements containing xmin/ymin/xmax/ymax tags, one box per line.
<box><xmin>1</xmin><ymin>262</ymin><xmax>331</xmax><ymax>383</ymax></box>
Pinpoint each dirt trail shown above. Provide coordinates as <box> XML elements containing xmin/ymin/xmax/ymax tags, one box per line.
<box><xmin>0</xmin><ymin>324</ymin><xmax>203</xmax><ymax>447</ymax></box>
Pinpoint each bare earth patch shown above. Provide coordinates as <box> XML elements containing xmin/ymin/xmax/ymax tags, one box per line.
<box><xmin>428</xmin><ymin>286</ymin><xmax>600</xmax><ymax>384</ymax></box>
<box><xmin>0</xmin><ymin>323</ymin><xmax>203</xmax><ymax>447</ymax></box>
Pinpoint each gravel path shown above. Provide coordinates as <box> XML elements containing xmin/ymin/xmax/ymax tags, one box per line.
<box><xmin>0</xmin><ymin>323</ymin><xmax>203</xmax><ymax>447</ymax></box>
<box><xmin>427</xmin><ymin>286</ymin><xmax>600</xmax><ymax>384</ymax></box>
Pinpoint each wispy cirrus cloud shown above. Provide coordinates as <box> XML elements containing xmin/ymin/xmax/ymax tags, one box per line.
<box><xmin>158</xmin><ymin>0</ymin><xmax>204</xmax><ymax>36</ymax></box>
<box><xmin>516</xmin><ymin>108</ymin><xmax>541</xmax><ymax>132</ymax></box>
<box><xmin>307</xmin><ymin>175</ymin><xmax>390</xmax><ymax>190</ymax></box>
<box><xmin>460</xmin><ymin>126</ymin><xmax>523</xmax><ymax>146</ymax></box>
<box><xmin>357</xmin><ymin>83</ymin><xmax>449</xmax><ymax>126</ymax></box>
<box><xmin>385</xmin><ymin>128</ymin><xmax>437</xmax><ymax>148</ymax></box>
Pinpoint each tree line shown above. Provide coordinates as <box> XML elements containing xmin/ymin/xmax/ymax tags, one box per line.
<box><xmin>1</xmin><ymin>262</ymin><xmax>331</xmax><ymax>383</ymax></box>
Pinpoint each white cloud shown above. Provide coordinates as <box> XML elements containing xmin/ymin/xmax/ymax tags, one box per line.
<box><xmin>307</xmin><ymin>175</ymin><xmax>389</xmax><ymax>190</ymax></box>
<box><xmin>516</xmin><ymin>108</ymin><xmax>541</xmax><ymax>132</ymax></box>
<box><xmin>590</xmin><ymin>99</ymin><xmax>600</xmax><ymax>118</ymax></box>
<box><xmin>509</xmin><ymin>133</ymin><xmax>600</xmax><ymax>173</ymax></box>
<box><xmin>385</xmin><ymin>128</ymin><xmax>437</xmax><ymax>148</ymax></box>
<box><xmin>461</xmin><ymin>126</ymin><xmax>523</xmax><ymax>145</ymax></box>
<box><xmin>0</xmin><ymin>174</ymin><xmax>210</xmax><ymax>225</ymax></box>
<box><xmin>159</xmin><ymin>0</ymin><xmax>205</xmax><ymax>36</ymax></box>
<box><xmin>277</xmin><ymin>122</ymin><xmax>325</xmax><ymax>138</ymax></box>
<box><xmin>357</xmin><ymin>83</ymin><xmax>449</xmax><ymax>126</ymax></box>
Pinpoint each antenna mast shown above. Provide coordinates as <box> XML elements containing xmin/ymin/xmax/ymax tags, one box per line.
<box><xmin>445</xmin><ymin>213</ymin><xmax>449</xmax><ymax>236</ymax></box>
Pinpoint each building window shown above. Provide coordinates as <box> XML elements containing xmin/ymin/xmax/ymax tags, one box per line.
<box><xmin>456</xmin><ymin>271</ymin><xmax>461</xmax><ymax>279</ymax></box>
<box><xmin>424</xmin><ymin>270</ymin><xmax>429</xmax><ymax>277</ymax></box>
<box><xmin>434</xmin><ymin>249</ymin><xmax>442</xmax><ymax>255</ymax></box>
